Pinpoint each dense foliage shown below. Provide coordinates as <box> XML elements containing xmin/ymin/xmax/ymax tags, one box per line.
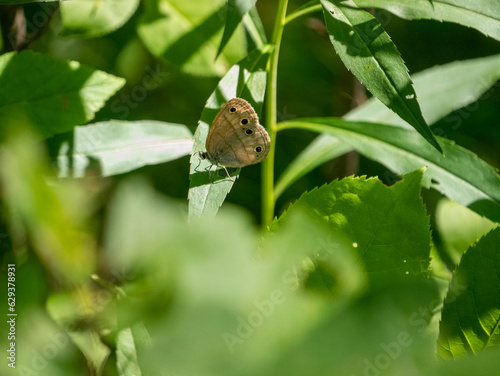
<box><xmin>0</xmin><ymin>1</ymin><xmax>499</xmax><ymax>375</ymax></box>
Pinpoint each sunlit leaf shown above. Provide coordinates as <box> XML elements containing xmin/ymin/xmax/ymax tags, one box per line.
<box><xmin>56</xmin><ymin>120</ymin><xmax>192</xmax><ymax>178</ymax></box>
<box><xmin>0</xmin><ymin>50</ymin><xmax>125</xmax><ymax>140</ymax></box>
<box><xmin>60</xmin><ymin>0</ymin><xmax>140</xmax><ymax>38</ymax></box>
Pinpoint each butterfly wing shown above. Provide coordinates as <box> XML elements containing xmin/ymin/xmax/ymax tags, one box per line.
<box><xmin>206</xmin><ymin>98</ymin><xmax>270</xmax><ymax>168</ymax></box>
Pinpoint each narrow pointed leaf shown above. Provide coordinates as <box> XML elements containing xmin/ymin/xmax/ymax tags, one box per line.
<box><xmin>279</xmin><ymin>118</ymin><xmax>500</xmax><ymax>223</ymax></box>
<box><xmin>217</xmin><ymin>0</ymin><xmax>257</xmax><ymax>57</ymax></box>
<box><xmin>321</xmin><ymin>0</ymin><xmax>441</xmax><ymax>152</ymax></box>
<box><xmin>188</xmin><ymin>47</ymin><xmax>270</xmax><ymax>221</ymax></box>
<box><xmin>354</xmin><ymin>0</ymin><xmax>500</xmax><ymax>42</ymax></box>
<box><xmin>437</xmin><ymin>227</ymin><xmax>500</xmax><ymax>359</ymax></box>
<box><xmin>277</xmin><ymin>54</ymin><xmax>500</xmax><ymax>197</ymax></box>
<box><xmin>56</xmin><ymin>120</ymin><xmax>192</xmax><ymax>178</ymax></box>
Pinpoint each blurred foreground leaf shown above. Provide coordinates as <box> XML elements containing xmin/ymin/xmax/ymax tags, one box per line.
<box><xmin>0</xmin><ymin>131</ymin><xmax>96</xmax><ymax>284</ymax></box>
<box><xmin>0</xmin><ymin>50</ymin><xmax>125</xmax><ymax>140</ymax></box>
<box><xmin>57</xmin><ymin>120</ymin><xmax>192</xmax><ymax>177</ymax></box>
<box><xmin>105</xmin><ymin>177</ymin><xmax>365</xmax><ymax>375</ymax></box>
<box><xmin>437</xmin><ymin>227</ymin><xmax>500</xmax><ymax>359</ymax></box>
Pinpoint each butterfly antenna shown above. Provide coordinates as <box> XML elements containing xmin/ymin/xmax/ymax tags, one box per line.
<box><xmin>185</xmin><ymin>136</ymin><xmax>204</xmax><ymax>156</ymax></box>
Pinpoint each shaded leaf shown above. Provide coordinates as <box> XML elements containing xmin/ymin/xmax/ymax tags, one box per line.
<box><xmin>279</xmin><ymin>118</ymin><xmax>500</xmax><ymax>223</ymax></box>
<box><xmin>188</xmin><ymin>47</ymin><xmax>270</xmax><ymax>221</ymax></box>
<box><xmin>321</xmin><ymin>0</ymin><xmax>441</xmax><ymax>152</ymax></box>
<box><xmin>137</xmin><ymin>0</ymin><xmax>247</xmax><ymax>76</ymax></box>
<box><xmin>435</xmin><ymin>198</ymin><xmax>498</xmax><ymax>266</ymax></box>
<box><xmin>437</xmin><ymin>227</ymin><xmax>500</xmax><ymax>359</ymax></box>
<box><xmin>60</xmin><ymin>0</ymin><xmax>139</xmax><ymax>38</ymax></box>
<box><xmin>354</xmin><ymin>0</ymin><xmax>500</xmax><ymax>42</ymax></box>
<box><xmin>0</xmin><ymin>50</ymin><xmax>125</xmax><ymax>140</ymax></box>
<box><xmin>56</xmin><ymin>120</ymin><xmax>192</xmax><ymax>178</ymax></box>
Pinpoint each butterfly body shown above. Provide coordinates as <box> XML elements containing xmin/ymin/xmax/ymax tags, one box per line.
<box><xmin>202</xmin><ymin>98</ymin><xmax>270</xmax><ymax>168</ymax></box>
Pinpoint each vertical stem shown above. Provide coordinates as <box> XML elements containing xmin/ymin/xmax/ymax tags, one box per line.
<box><xmin>262</xmin><ymin>0</ymin><xmax>288</xmax><ymax>228</ymax></box>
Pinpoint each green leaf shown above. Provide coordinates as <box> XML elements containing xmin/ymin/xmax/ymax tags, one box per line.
<box><xmin>46</xmin><ymin>293</ymin><xmax>111</xmax><ymax>376</ymax></box>
<box><xmin>56</xmin><ymin>120</ymin><xmax>193</xmax><ymax>178</ymax></box>
<box><xmin>437</xmin><ymin>227</ymin><xmax>500</xmax><ymax>359</ymax></box>
<box><xmin>346</xmin><ymin>54</ymin><xmax>500</xmax><ymax>126</ymax></box>
<box><xmin>0</xmin><ymin>50</ymin><xmax>125</xmax><ymax>140</ymax></box>
<box><xmin>354</xmin><ymin>0</ymin><xmax>500</xmax><ymax>42</ymax></box>
<box><xmin>275</xmin><ymin>169</ymin><xmax>431</xmax><ymax>288</ymax></box>
<box><xmin>217</xmin><ymin>0</ymin><xmax>257</xmax><ymax>57</ymax></box>
<box><xmin>60</xmin><ymin>0</ymin><xmax>140</xmax><ymax>38</ymax></box>
<box><xmin>321</xmin><ymin>0</ymin><xmax>441</xmax><ymax>152</ymax></box>
<box><xmin>0</xmin><ymin>130</ymin><xmax>96</xmax><ymax>284</ymax></box>
<box><xmin>137</xmin><ymin>0</ymin><xmax>247</xmax><ymax>76</ymax></box>
<box><xmin>279</xmin><ymin>118</ymin><xmax>500</xmax><ymax>223</ymax></box>
<box><xmin>105</xmin><ymin>177</ymin><xmax>365</xmax><ymax>375</ymax></box>
<box><xmin>278</xmin><ymin>54</ymin><xmax>500</xmax><ymax>197</ymax></box>
<box><xmin>188</xmin><ymin>47</ymin><xmax>270</xmax><ymax>221</ymax></box>
<box><xmin>117</xmin><ymin>327</ymin><xmax>143</xmax><ymax>376</ymax></box>
<box><xmin>435</xmin><ymin>198</ymin><xmax>498</xmax><ymax>266</ymax></box>
<box><xmin>0</xmin><ymin>0</ymin><xmax>57</xmax><ymax>3</ymax></box>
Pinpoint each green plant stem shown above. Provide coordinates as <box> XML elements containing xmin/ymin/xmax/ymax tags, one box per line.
<box><xmin>285</xmin><ymin>3</ymin><xmax>322</xmax><ymax>24</ymax></box>
<box><xmin>262</xmin><ymin>0</ymin><xmax>288</xmax><ymax>228</ymax></box>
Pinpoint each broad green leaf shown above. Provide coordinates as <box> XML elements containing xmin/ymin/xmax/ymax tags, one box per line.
<box><xmin>321</xmin><ymin>0</ymin><xmax>441</xmax><ymax>152</ymax></box>
<box><xmin>0</xmin><ymin>50</ymin><xmax>125</xmax><ymax>140</ymax></box>
<box><xmin>105</xmin><ymin>177</ymin><xmax>365</xmax><ymax>375</ymax></box>
<box><xmin>56</xmin><ymin>120</ymin><xmax>193</xmax><ymax>178</ymax></box>
<box><xmin>354</xmin><ymin>0</ymin><xmax>500</xmax><ymax>42</ymax></box>
<box><xmin>278</xmin><ymin>54</ymin><xmax>500</xmax><ymax>197</ymax></box>
<box><xmin>279</xmin><ymin>118</ymin><xmax>500</xmax><ymax>223</ymax></box>
<box><xmin>217</xmin><ymin>0</ymin><xmax>257</xmax><ymax>57</ymax></box>
<box><xmin>275</xmin><ymin>169</ymin><xmax>431</xmax><ymax>288</ymax></box>
<box><xmin>137</xmin><ymin>0</ymin><xmax>247</xmax><ymax>76</ymax></box>
<box><xmin>435</xmin><ymin>198</ymin><xmax>498</xmax><ymax>266</ymax></box>
<box><xmin>437</xmin><ymin>227</ymin><xmax>500</xmax><ymax>359</ymax></box>
<box><xmin>60</xmin><ymin>0</ymin><xmax>139</xmax><ymax>38</ymax></box>
<box><xmin>46</xmin><ymin>293</ymin><xmax>111</xmax><ymax>375</ymax></box>
<box><xmin>188</xmin><ymin>47</ymin><xmax>270</xmax><ymax>221</ymax></box>
<box><xmin>0</xmin><ymin>131</ymin><xmax>96</xmax><ymax>284</ymax></box>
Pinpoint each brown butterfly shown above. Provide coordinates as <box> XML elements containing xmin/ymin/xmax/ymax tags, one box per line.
<box><xmin>200</xmin><ymin>98</ymin><xmax>270</xmax><ymax>180</ymax></box>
